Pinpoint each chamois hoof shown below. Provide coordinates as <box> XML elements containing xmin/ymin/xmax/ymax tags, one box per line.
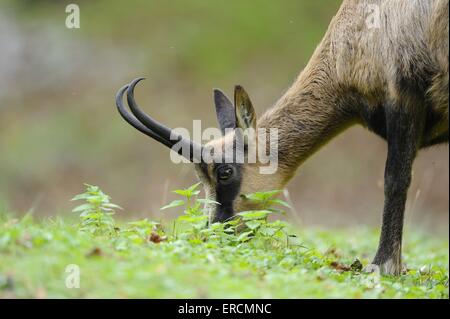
<box><xmin>363</xmin><ymin>264</ymin><xmax>381</xmax><ymax>274</ymax></box>
<box><xmin>364</xmin><ymin>260</ymin><xmax>403</xmax><ymax>276</ymax></box>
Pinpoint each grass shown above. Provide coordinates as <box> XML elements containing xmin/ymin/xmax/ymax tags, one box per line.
<box><xmin>0</xmin><ymin>184</ymin><xmax>448</xmax><ymax>299</ymax></box>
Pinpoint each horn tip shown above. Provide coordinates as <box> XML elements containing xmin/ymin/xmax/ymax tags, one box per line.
<box><xmin>130</xmin><ymin>77</ymin><xmax>146</xmax><ymax>86</ymax></box>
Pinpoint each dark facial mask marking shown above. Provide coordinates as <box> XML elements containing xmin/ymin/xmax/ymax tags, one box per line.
<box><xmin>213</xmin><ymin>163</ymin><xmax>242</xmax><ymax>223</ymax></box>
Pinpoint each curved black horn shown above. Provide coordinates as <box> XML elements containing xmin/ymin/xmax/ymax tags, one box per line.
<box><xmin>115</xmin><ymin>78</ymin><xmax>203</xmax><ymax>162</ymax></box>
<box><xmin>115</xmin><ymin>84</ymin><xmax>173</xmax><ymax>148</ymax></box>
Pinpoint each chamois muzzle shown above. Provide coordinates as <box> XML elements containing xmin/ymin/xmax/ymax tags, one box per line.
<box><xmin>115</xmin><ymin>77</ymin><xmax>203</xmax><ymax>162</ymax></box>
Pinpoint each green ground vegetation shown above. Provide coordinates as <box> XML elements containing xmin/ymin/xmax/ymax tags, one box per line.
<box><xmin>0</xmin><ymin>184</ymin><xmax>448</xmax><ymax>298</ymax></box>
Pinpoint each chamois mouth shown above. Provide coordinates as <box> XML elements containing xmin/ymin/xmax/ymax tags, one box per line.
<box><xmin>211</xmin><ymin>202</ymin><xmax>237</xmax><ymax>224</ymax></box>
<box><xmin>115</xmin><ymin>77</ymin><xmax>204</xmax><ymax>163</ymax></box>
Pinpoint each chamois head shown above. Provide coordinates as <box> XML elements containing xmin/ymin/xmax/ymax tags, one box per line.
<box><xmin>116</xmin><ymin>78</ymin><xmax>283</xmax><ymax>223</ymax></box>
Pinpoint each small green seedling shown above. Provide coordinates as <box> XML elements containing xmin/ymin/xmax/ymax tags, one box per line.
<box><xmin>71</xmin><ymin>184</ymin><xmax>121</xmax><ymax>235</ymax></box>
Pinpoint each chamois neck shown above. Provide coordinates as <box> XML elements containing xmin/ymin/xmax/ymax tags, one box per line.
<box><xmin>258</xmin><ymin>64</ymin><xmax>353</xmax><ymax>181</ymax></box>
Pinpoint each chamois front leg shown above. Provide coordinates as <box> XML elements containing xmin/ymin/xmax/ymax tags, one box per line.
<box><xmin>366</xmin><ymin>104</ymin><xmax>422</xmax><ymax>275</ymax></box>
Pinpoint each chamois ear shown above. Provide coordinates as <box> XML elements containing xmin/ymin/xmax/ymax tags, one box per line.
<box><xmin>213</xmin><ymin>89</ymin><xmax>236</xmax><ymax>135</ymax></box>
<box><xmin>234</xmin><ymin>85</ymin><xmax>256</xmax><ymax>131</ymax></box>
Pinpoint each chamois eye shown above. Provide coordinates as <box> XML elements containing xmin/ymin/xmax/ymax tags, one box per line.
<box><xmin>217</xmin><ymin>166</ymin><xmax>234</xmax><ymax>181</ymax></box>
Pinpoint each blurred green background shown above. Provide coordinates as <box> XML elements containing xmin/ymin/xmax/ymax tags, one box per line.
<box><xmin>0</xmin><ymin>0</ymin><xmax>448</xmax><ymax>233</ymax></box>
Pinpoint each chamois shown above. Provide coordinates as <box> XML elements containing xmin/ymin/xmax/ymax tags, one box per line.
<box><xmin>116</xmin><ymin>0</ymin><xmax>449</xmax><ymax>275</ymax></box>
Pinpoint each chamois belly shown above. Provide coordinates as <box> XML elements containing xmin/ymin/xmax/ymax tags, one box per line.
<box><xmin>422</xmin><ymin>109</ymin><xmax>449</xmax><ymax>147</ymax></box>
<box><xmin>359</xmin><ymin>102</ymin><xmax>449</xmax><ymax>148</ymax></box>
